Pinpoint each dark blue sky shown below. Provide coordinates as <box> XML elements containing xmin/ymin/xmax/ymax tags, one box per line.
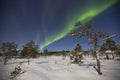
<box><xmin>0</xmin><ymin>0</ymin><xmax>120</xmax><ymax>51</ymax></box>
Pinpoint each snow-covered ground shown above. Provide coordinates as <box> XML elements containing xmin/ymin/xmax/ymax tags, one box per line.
<box><xmin>0</xmin><ymin>56</ymin><xmax>120</xmax><ymax>80</ymax></box>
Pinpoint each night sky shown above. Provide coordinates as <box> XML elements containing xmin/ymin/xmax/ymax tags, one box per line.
<box><xmin>0</xmin><ymin>0</ymin><xmax>120</xmax><ymax>51</ymax></box>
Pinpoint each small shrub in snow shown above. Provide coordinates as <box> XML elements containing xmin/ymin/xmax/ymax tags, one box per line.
<box><xmin>10</xmin><ymin>63</ymin><xmax>26</xmax><ymax>79</ymax></box>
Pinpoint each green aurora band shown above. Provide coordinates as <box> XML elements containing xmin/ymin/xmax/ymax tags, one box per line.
<box><xmin>40</xmin><ymin>0</ymin><xmax>118</xmax><ymax>50</ymax></box>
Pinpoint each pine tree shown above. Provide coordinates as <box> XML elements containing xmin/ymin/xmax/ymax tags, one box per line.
<box><xmin>0</xmin><ymin>42</ymin><xmax>18</xmax><ymax>64</ymax></box>
<box><xmin>20</xmin><ymin>41</ymin><xmax>39</xmax><ymax>65</ymax></box>
<box><xmin>71</xmin><ymin>22</ymin><xmax>107</xmax><ymax>75</ymax></box>
<box><xmin>70</xmin><ymin>43</ymin><xmax>83</xmax><ymax>64</ymax></box>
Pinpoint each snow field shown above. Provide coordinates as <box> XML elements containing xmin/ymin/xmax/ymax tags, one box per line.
<box><xmin>0</xmin><ymin>56</ymin><xmax>120</xmax><ymax>80</ymax></box>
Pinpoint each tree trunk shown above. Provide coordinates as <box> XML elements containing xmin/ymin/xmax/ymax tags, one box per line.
<box><xmin>93</xmin><ymin>52</ymin><xmax>102</xmax><ymax>75</ymax></box>
<box><xmin>4</xmin><ymin>57</ymin><xmax>8</xmax><ymax>65</ymax></box>
<box><xmin>96</xmin><ymin>59</ymin><xmax>102</xmax><ymax>75</ymax></box>
<box><xmin>4</xmin><ymin>59</ymin><xmax>7</xmax><ymax>65</ymax></box>
<box><xmin>106</xmin><ymin>54</ymin><xmax>109</xmax><ymax>60</ymax></box>
<box><xmin>28</xmin><ymin>59</ymin><xmax>30</xmax><ymax>65</ymax></box>
<box><xmin>93</xmin><ymin>37</ymin><xmax>102</xmax><ymax>75</ymax></box>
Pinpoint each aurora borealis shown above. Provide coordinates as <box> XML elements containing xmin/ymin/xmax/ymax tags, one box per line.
<box><xmin>0</xmin><ymin>0</ymin><xmax>120</xmax><ymax>51</ymax></box>
<box><xmin>40</xmin><ymin>0</ymin><xmax>118</xmax><ymax>50</ymax></box>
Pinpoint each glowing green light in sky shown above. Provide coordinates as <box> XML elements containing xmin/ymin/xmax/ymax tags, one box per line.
<box><xmin>40</xmin><ymin>0</ymin><xmax>118</xmax><ymax>50</ymax></box>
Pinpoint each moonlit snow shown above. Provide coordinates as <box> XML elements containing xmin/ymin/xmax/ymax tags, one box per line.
<box><xmin>0</xmin><ymin>56</ymin><xmax>120</xmax><ymax>80</ymax></box>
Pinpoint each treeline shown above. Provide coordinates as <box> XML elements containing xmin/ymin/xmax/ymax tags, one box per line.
<box><xmin>0</xmin><ymin>41</ymin><xmax>70</xmax><ymax>58</ymax></box>
<box><xmin>0</xmin><ymin>40</ymin><xmax>70</xmax><ymax>64</ymax></box>
<box><xmin>40</xmin><ymin>50</ymin><xmax>69</xmax><ymax>56</ymax></box>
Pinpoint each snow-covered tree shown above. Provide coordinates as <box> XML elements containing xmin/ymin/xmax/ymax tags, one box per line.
<box><xmin>70</xmin><ymin>43</ymin><xmax>83</xmax><ymax>64</ymax></box>
<box><xmin>21</xmin><ymin>40</ymin><xmax>39</xmax><ymax>65</ymax></box>
<box><xmin>0</xmin><ymin>42</ymin><xmax>18</xmax><ymax>64</ymax></box>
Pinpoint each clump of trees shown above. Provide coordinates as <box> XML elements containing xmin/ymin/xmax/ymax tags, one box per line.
<box><xmin>0</xmin><ymin>40</ymin><xmax>70</xmax><ymax>65</ymax></box>
<box><xmin>99</xmin><ymin>37</ymin><xmax>117</xmax><ymax>59</ymax></box>
<box><xmin>0</xmin><ymin>40</ymin><xmax>39</xmax><ymax>65</ymax></box>
<box><xmin>40</xmin><ymin>49</ymin><xmax>69</xmax><ymax>56</ymax></box>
